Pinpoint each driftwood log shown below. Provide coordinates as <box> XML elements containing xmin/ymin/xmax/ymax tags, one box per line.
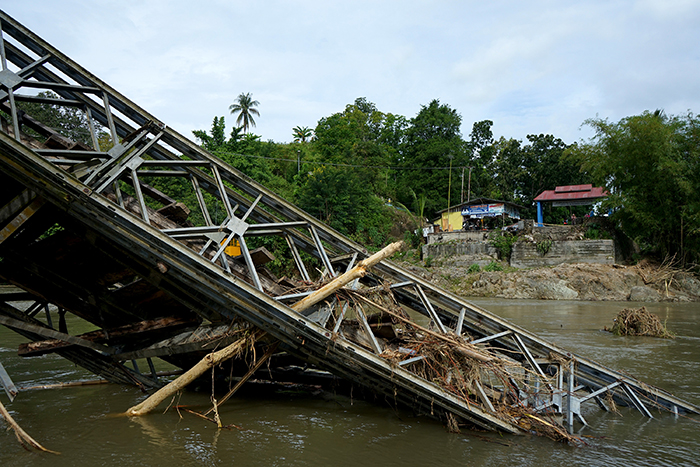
<box><xmin>126</xmin><ymin>241</ymin><xmax>405</xmax><ymax>416</ymax></box>
<box><xmin>125</xmin><ymin>333</ymin><xmax>256</xmax><ymax>416</ymax></box>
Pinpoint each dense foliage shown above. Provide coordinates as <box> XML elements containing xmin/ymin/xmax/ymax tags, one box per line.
<box><xmin>568</xmin><ymin>111</ymin><xmax>700</xmax><ymax>264</ymax></box>
<box><xmin>189</xmin><ymin>101</ymin><xmax>699</xmax><ymax>263</ymax></box>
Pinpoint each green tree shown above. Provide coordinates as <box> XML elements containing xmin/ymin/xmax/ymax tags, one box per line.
<box><xmin>464</xmin><ymin>120</ymin><xmax>497</xmax><ymax>201</ymax></box>
<box><xmin>295</xmin><ymin>164</ymin><xmax>391</xmax><ymax>247</ymax></box>
<box><xmin>313</xmin><ymin>97</ymin><xmax>406</xmax><ymax>198</ymax></box>
<box><xmin>519</xmin><ymin>133</ymin><xmax>584</xmax><ymax>222</ymax></box>
<box><xmin>193</xmin><ymin>116</ymin><xmax>244</xmax><ymax>152</ymax></box>
<box><xmin>567</xmin><ymin>111</ymin><xmax>700</xmax><ymax>263</ymax></box>
<box><xmin>477</xmin><ymin>132</ymin><xmax>583</xmax><ymax>220</ymax></box>
<box><xmin>489</xmin><ymin>137</ymin><xmax>524</xmax><ymax>203</ymax></box>
<box><xmin>193</xmin><ymin>116</ymin><xmax>226</xmax><ymax>152</ymax></box>
<box><xmin>295</xmin><ymin>165</ymin><xmax>362</xmax><ymax>234</ymax></box>
<box><xmin>228</xmin><ymin>92</ymin><xmax>260</xmax><ymax>133</ymax></box>
<box><xmin>397</xmin><ymin>99</ymin><xmax>465</xmax><ymax>218</ymax></box>
<box><xmin>192</xmin><ymin>117</ymin><xmax>268</xmax><ymax>184</ymax></box>
<box><xmin>521</xmin><ymin>134</ymin><xmax>580</xmax><ymax>207</ymax></box>
<box><xmin>292</xmin><ymin>126</ymin><xmax>313</xmax><ymax>143</ymax></box>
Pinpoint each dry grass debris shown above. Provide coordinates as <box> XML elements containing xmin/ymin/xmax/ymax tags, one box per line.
<box><xmin>605</xmin><ymin>306</ymin><xmax>675</xmax><ymax>338</ymax></box>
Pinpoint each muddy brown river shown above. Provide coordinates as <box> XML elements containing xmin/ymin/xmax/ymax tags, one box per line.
<box><xmin>1</xmin><ymin>299</ymin><xmax>698</xmax><ymax>466</ymax></box>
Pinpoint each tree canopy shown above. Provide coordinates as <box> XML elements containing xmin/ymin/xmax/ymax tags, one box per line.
<box><xmin>26</xmin><ymin>88</ymin><xmax>700</xmax><ymax>262</ymax></box>
<box><xmin>396</xmin><ymin>99</ymin><xmax>465</xmax><ymax>216</ymax></box>
<box><xmin>567</xmin><ymin>111</ymin><xmax>700</xmax><ymax>264</ymax></box>
<box><xmin>189</xmin><ymin>100</ymin><xmax>699</xmax><ymax>262</ymax></box>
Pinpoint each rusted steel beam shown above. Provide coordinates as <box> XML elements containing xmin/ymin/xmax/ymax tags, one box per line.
<box><xmin>17</xmin><ymin>315</ymin><xmax>200</xmax><ymax>357</ymax></box>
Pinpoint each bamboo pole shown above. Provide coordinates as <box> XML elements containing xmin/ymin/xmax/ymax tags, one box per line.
<box><xmin>126</xmin><ymin>241</ymin><xmax>404</xmax><ymax>417</ymax></box>
<box><xmin>0</xmin><ymin>399</ymin><xmax>59</xmax><ymax>454</ymax></box>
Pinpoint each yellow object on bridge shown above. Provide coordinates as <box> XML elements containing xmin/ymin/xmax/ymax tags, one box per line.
<box><xmin>223</xmin><ymin>238</ymin><xmax>241</xmax><ymax>257</ymax></box>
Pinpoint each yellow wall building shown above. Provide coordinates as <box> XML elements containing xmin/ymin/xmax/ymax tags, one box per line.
<box><xmin>437</xmin><ymin>209</ymin><xmax>464</xmax><ymax>231</ymax></box>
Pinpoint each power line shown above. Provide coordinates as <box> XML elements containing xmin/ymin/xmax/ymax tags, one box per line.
<box><xmin>217</xmin><ymin>151</ymin><xmax>457</xmax><ymax>171</ymax></box>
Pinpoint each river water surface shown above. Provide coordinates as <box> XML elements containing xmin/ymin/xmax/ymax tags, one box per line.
<box><xmin>1</xmin><ymin>299</ymin><xmax>699</xmax><ymax>466</ymax></box>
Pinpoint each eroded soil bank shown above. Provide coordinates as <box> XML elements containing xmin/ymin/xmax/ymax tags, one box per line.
<box><xmin>396</xmin><ymin>258</ymin><xmax>700</xmax><ymax>302</ymax></box>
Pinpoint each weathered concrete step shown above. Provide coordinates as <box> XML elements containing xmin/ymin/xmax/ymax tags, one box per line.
<box><xmin>511</xmin><ymin>239</ymin><xmax>614</xmax><ymax>268</ymax></box>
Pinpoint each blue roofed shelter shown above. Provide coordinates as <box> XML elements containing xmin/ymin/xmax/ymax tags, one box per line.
<box><xmin>533</xmin><ymin>184</ymin><xmax>608</xmax><ymax>226</ymax></box>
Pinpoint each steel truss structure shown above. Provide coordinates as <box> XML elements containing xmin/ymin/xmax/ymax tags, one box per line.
<box><xmin>0</xmin><ymin>9</ymin><xmax>697</xmax><ymax>437</ymax></box>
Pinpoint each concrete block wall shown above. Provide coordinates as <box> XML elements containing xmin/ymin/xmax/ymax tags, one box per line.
<box><xmin>510</xmin><ymin>240</ymin><xmax>614</xmax><ymax>268</ymax></box>
<box><xmin>426</xmin><ymin>231</ymin><xmax>488</xmax><ymax>245</ymax></box>
<box><xmin>422</xmin><ymin>241</ymin><xmax>498</xmax><ymax>259</ymax></box>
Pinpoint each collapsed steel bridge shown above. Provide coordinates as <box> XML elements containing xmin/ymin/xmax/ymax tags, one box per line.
<box><xmin>0</xmin><ymin>9</ymin><xmax>697</xmax><ymax>437</ymax></box>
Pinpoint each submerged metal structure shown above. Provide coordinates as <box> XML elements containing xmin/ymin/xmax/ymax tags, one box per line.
<box><xmin>0</xmin><ymin>9</ymin><xmax>697</xmax><ymax>438</ymax></box>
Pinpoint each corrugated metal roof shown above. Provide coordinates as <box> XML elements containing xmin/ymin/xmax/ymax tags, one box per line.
<box><xmin>534</xmin><ymin>185</ymin><xmax>608</xmax><ymax>202</ymax></box>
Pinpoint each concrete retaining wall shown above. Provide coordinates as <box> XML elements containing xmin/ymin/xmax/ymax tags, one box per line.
<box><xmin>510</xmin><ymin>240</ymin><xmax>614</xmax><ymax>268</ymax></box>
<box><xmin>426</xmin><ymin>231</ymin><xmax>487</xmax><ymax>244</ymax></box>
<box><xmin>422</xmin><ymin>241</ymin><xmax>498</xmax><ymax>259</ymax></box>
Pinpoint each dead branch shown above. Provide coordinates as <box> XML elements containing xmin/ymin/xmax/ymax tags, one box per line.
<box><xmin>0</xmin><ymin>399</ymin><xmax>59</xmax><ymax>454</ymax></box>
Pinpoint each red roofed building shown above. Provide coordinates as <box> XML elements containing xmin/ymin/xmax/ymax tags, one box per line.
<box><xmin>534</xmin><ymin>184</ymin><xmax>608</xmax><ymax>226</ymax></box>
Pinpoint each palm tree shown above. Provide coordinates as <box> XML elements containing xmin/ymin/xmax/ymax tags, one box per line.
<box><xmin>292</xmin><ymin>126</ymin><xmax>313</xmax><ymax>143</ymax></box>
<box><xmin>229</xmin><ymin>92</ymin><xmax>260</xmax><ymax>133</ymax></box>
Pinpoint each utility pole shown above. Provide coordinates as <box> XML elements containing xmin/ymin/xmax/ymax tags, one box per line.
<box><xmin>297</xmin><ymin>150</ymin><xmax>301</xmax><ymax>174</ymax></box>
<box><xmin>461</xmin><ymin>167</ymin><xmax>465</xmax><ymax>204</ymax></box>
<box><xmin>447</xmin><ymin>154</ymin><xmax>454</xmax><ymax>211</ymax></box>
<box><xmin>467</xmin><ymin>166</ymin><xmax>473</xmax><ymax>203</ymax></box>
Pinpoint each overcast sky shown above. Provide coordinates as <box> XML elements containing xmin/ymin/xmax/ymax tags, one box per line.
<box><xmin>5</xmin><ymin>1</ymin><xmax>700</xmax><ymax>145</ymax></box>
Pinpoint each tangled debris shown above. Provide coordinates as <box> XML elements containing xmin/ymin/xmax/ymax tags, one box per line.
<box><xmin>333</xmin><ymin>286</ymin><xmax>581</xmax><ymax>444</ymax></box>
<box><xmin>605</xmin><ymin>307</ymin><xmax>675</xmax><ymax>338</ymax></box>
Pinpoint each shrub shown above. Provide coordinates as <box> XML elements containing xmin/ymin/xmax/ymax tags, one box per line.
<box><xmin>404</xmin><ymin>229</ymin><xmax>423</xmax><ymax>249</ymax></box>
<box><xmin>536</xmin><ymin>239</ymin><xmax>553</xmax><ymax>255</ymax></box>
<box><xmin>467</xmin><ymin>263</ymin><xmax>481</xmax><ymax>274</ymax></box>
<box><xmin>585</xmin><ymin>223</ymin><xmax>600</xmax><ymax>240</ymax></box>
<box><xmin>489</xmin><ymin>231</ymin><xmax>518</xmax><ymax>261</ymax></box>
<box><xmin>483</xmin><ymin>261</ymin><xmax>503</xmax><ymax>272</ymax></box>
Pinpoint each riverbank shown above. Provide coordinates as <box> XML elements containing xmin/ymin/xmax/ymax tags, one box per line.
<box><xmin>395</xmin><ymin>256</ymin><xmax>700</xmax><ymax>302</ymax></box>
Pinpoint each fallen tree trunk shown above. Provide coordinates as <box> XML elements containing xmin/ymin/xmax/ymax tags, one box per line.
<box><xmin>126</xmin><ymin>241</ymin><xmax>404</xmax><ymax>417</ymax></box>
<box><xmin>291</xmin><ymin>241</ymin><xmax>405</xmax><ymax>312</ymax></box>
<box><xmin>126</xmin><ymin>331</ymin><xmax>258</xmax><ymax>416</ymax></box>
